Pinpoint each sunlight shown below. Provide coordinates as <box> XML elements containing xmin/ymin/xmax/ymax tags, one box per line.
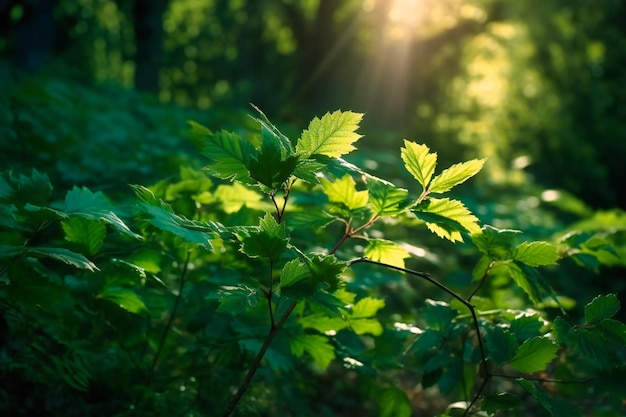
<box><xmin>386</xmin><ymin>0</ymin><xmax>422</xmax><ymax>39</ymax></box>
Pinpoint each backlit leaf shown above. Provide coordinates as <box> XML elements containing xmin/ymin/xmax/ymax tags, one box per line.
<box><xmin>98</xmin><ymin>286</ymin><xmax>148</xmax><ymax>315</ymax></box>
<box><xmin>320</xmin><ymin>174</ymin><xmax>368</xmax><ymax>211</ymax></box>
<box><xmin>289</xmin><ymin>334</ymin><xmax>335</xmax><ymax>369</ymax></box>
<box><xmin>296</xmin><ymin>111</ymin><xmax>363</xmax><ymax>158</ymax></box>
<box><xmin>509</xmin><ymin>337</ymin><xmax>558</xmax><ymax>373</ymax></box>
<box><xmin>584</xmin><ymin>293</ymin><xmax>620</xmax><ymax>324</ymax></box>
<box><xmin>400</xmin><ymin>141</ymin><xmax>437</xmax><ymax>190</ymax></box>
<box><xmin>471</xmin><ymin>225</ymin><xmax>521</xmax><ymax>259</ymax></box>
<box><xmin>379</xmin><ymin>386</ymin><xmax>411</xmax><ymax>417</ymax></box>
<box><xmin>62</xmin><ymin>217</ymin><xmax>106</xmax><ymax>255</ymax></box>
<box><xmin>366</xmin><ymin>179</ymin><xmax>411</xmax><ymax>217</ymax></box>
<box><xmin>364</xmin><ymin>239</ymin><xmax>410</xmax><ymax>268</ymax></box>
<box><xmin>513</xmin><ymin>241</ymin><xmax>559</xmax><ymax>266</ymax></box>
<box><xmin>429</xmin><ymin>158</ymin><xmax>486</xmax><ymax>193</ymax></box>
<box><xmin>412</xmin><ymin>198</ymin><xmax>481</xmax><ymax>242</ymax></box>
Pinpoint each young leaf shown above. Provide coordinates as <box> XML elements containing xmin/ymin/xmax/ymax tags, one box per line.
<box><xmin>366</xmin><ymin>179</ymin><xmax>411</xmax><ymax>217</ymax></box>
<box><xmin>289</xmin><ymin>334</ymin><xmax>335</xmax><ymax>369</ymax></box>
<box><xmin>508</xmin><ymin>337</ymin><xmax>558</xmax><ymax>373</ymax></box>
<box><xmin>412</xmin><ymin>198</ymin><xmax>481</xmax><ymax>242</ymax></box>
<box><xmin>400</xmin><ymin>141</ymin><xmax>437</xmax><ymax>190</ymax></box>
<box><xmin>237</xmin><ymin>213</ymin><xmax>288</xmax><ymax>261</ymax></box>
<box><xmin>513</xmin><ymin>241</ymin><xmax>559</xmax><ymax>267</ymax></box>
<box><xmin>584</xmin><ymin>294</ymin><xmax>620</xmax><ymax>324</ymax></box>
<box><xmin>62</xmin><ymin>217</ymin><xmax>106</xmax><ymax>255</ymax></box>
<box><xmin>25</xmin><ymin>246</ymin><xmax>99</xmax><ymax>272</ymax></box>
<box><xmin>349</xmin><ymin>297</ymin><xmax>385</xmax><ymax>336</ymax></box>
<box><xmin>320</xmin><ymin>174</ymin><xmax>368</xmax><ymax>211</ymax></box>
<box><xmin>364</xmin><ymin>239</ymin><xmax>410</xmax><ymax>269</ymax></box>
<box><xmin>428</xmin><ymin>159</ymin><xmax>486</xmax><ymax>194</ymax></box>
<box><xmin>98</xmin><ymin>286</ymin><xmax>149</xmax><ymax>315</ymax></box>
<box><xmin>379</xmin><ymin>386</ymin><xmax>411</xmax><ymax>417</ymax></box>
<box><xmin>296</xmin><ymin>110</ymin><xmax>363</xmax><ymax>158</ymax></box>
<box><xmin>201</xmin><ymin>129</ymin><xmax>254</xmax><ymax>182</ymax></box>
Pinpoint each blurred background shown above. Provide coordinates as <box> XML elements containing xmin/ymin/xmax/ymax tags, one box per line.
<box><xmin>1</xmin><ymin>0</ymin><xmax>625</xmax><ymax>210</ymax></box>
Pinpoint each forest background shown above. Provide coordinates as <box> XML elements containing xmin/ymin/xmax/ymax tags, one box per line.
<box><xmin>1</xmin><ymin>0</ymin><xmax>625</xmax><ymax>416</ymax></box>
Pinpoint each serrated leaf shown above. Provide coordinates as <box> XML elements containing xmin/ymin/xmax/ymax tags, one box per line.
<box><xmin>250</xmin><ymin>104</ymin><xmax>295</xmax><ymax>157</ymax></box>
<box><xmin>287</xmin><ymin>209</ymin><xmax>335</xmax><ymax>229</ymax></box>
<box><xmin>497</xmin><ymin>261</ymin><xmax>542</xmax><ymax>304</ymax></box>
<box><xmin>289</xmin><ymin>334</ymin><xmax>335</xmax><ymax>369</ymax></box>
<box><xmin>212</xmin><ymin>182</ymin><xmax>271</xmax><ymax>213</ymax></box>
<box><xmin>298</xmin><ymin>313</ymin><xmax>347</xmax><ymax>333</ymax></box>
<box><xmin>379</xmin><ymin>386</ymin><xmax>411</xmax><ymax>417</ymax></box>
<box><xmin>422</xmin><ymin>300</ymin><xmax>457</xmax><ymax>333</ymax></box>
<box><xmin>25</xmin><ymin>247</ymin><xmax>99</xmax><ymax>272</ymax></box>
<box><xmin>554</xmin><ymin>317</ymin><xmax>615</xmax><ymax>370</ymax></box>
<box><xmin>508</xmin><ymin>337</ymin><xmax>558</xmax><ymax>373</ymax></box>
<box><xmin>364</xmin><ymin>239</ymin><xmax>410</xmax><ymax>268</ymax></box>
<box><xmin>281</xmin><ymin>255</ymin><xmax>345</xmax><ymax>299</ymax></box>
<box><xmin>509</xmin><ymin>314</ymin><xmax>545</xmax><ymax>341</ymax></box>
<box><xmin>429</xmin><ymin>158</ymin><xmax>486</xmax><ymax>193</ymax></box>
<box><xmin>584</xmin><ymin>294</ymin><xmax>620</xmax><ymax>324</ymax></box>
<box><xmin>237</xmin><ymin>213</ymin><xmax>288</xmax><ymax>260</ymax></box>
<box><xmin>320</xmin><ymin>174</ymin><xmax>368</xmax><ymax>211</ymax></box>
<box><xmin>2</xmin><ymin>169</ymin><xmax>53</xmax><ymax>207</ymax></box>
<box><xmin>471</xmin><ymin>225</ymin><xmax>521</xmax><ymax>259</ymax></box>
<box><xmin>248</xmin><ymin>132</ymin><xmax>298</xmax><ymax>189</ymax></box>
<box><xmin>98</xmin><ymin>286</ymin><xmax>148</xmax><ymax>314</ymax></box>
<box><xmin>412</xmin><ymin>198</ymin><xmax>481</xmax><ymax>242</ymax></box>
<box><xmin>296</xmin><ymin>111</ymin><xmax>363</xmax><ymax>158</ymax></box>
<box><xmin>63</xmin><ymin>186</ymin><xmax>141</xmax><ymax>239</ymax></box>
<box><xmin>61</xmin><ymin>217</ymin><xmax>106</xmax><ymax>255</ymax></box>
<box><xmin>484</xmin><ymin>325</ymin><xmax>517</xmax><ymax>365</ymax></box>
<box><xmin>348</xmin><ymin>297</ymin><xmax>385</xmax><ymax>336</ymax></box>
<box><xmin>366</xmin><ymin>179</ymin><xmax>411</xmax><ymax>217</ymax></box>
<box><xmin>400</xmin><ymin>141</ymin><xmax>437</xmax><ymax>190</ymax></box>
<box><xmin>513</xmin><ymin>241</ymin><xmax>559</xmax><ymax>266</ymax></box>
<box><xmin>140</xmin><ymin>204</ymin><xmax>216</xmax><ymax>250</ymax></box>
<box><xmin>215</xmin><ymin>285</ymin><xmax>260</xmax><ymax>315</ymax></box>
<box><xmin>201</xmin><ymin>129</ymin><xmax>254</xmax><ymax>182</ymax></box>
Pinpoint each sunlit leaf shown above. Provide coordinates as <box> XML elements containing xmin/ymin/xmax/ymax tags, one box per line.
<box><xmin>296</xmin><ymin>110</ymin><xmax>363</xmax><ymax>158</ymax></box>
<box><xmin>508</xmin><ymin>337</ymin><xmax>558</xmax><ymax>373</ymax></box>
<box><xmin>212</xmin><ymin>182</ymin><xmax>271</xmax><ymax>213</ymax></box>
<box><xmin>428</xmin><ymin>158</ymin><xmax>486</xmax><ymax>193</ymax></box>
<box><xmin>364</xmin><ymin>239</ymin><xmax>410</xmax><ymax>268</ymax></box>
<box><xmin>248</xmin><ymin>131</ymin><xmax>298</xmax><ymax>189</ymax></box>
<box><xmin>400</xmin><ymin>141</ymin><xmax>437</xmax><ymax>190</ymax></box>
<box><xmin>471</xmin><ymin>225</ymin><xmax>521</xmax><ymax>259</ymax></box>
<box><xmin>289</xmin><ymin>334</ymin><xmax>335</xmax><ymax>369</ymax></box>
<box><xmin>412</xmin><ymin>198</ymin><xmax>481</xmax><ymax>242</ymax></box>
<box><xmin>513</xmin><ymin>241</ymin><xmax>559</xmax><ymax>266</ymax></box>
<box><xmin>379</xmin><ymin>386</ymin><xmax>411</xmax><ymax>417</ymax></box>
<box><xmin>62</xmin><ymin>217</ymin><xmax>106</xmax><ymax>255</ymax></box>
<box><xmin>366</xmin><ymin>179</ymin><xmax>411</xmax><ymax>217</ymax></box>
<box><xmin>584</xmin><ymin>293</ymin><xmax>620</xmax><ymax>324</ymax></box>
<box><xmin>320</xmin><ymin>174</ymin><xmax>368</xmax><ymax>211</ymax></box>
<box><xmin>98</xmin><ymin>286</ymin><xmax>148</xmax><ymax>315</ymax></box>
<box><xmin>349</xmin><ymin>297</ymin><xmax>385</xmax><ymax>336</ymax></box>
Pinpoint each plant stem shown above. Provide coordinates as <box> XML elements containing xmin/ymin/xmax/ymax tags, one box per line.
<box><xmin>221</xmin><ymin>300</ymin><xmax>297</xmax><ymax>417</ymax></box>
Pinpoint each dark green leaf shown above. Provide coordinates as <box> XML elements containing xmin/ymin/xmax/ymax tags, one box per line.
<box><xmin>201</xmin><ymin>128</ymin><xmax>254</xmax><ymax>182</ymax></box>
<box><xmin>481</xmin><ymin>393</ymin><xmax>521</xmax><ymax>413</ymax></box>
<box><xmin>509</xmin><ymin>337</ymin><xmax>558</xmax><ymax>373</ymax></box>
<box><xmin>248</xmin><ymin>130</ymin><xmax>298</xmax><ymax>189</ymax></box>
<box><xmin>584</xmin><ymin>293</ymin><xmax>620</xmax><ymax>324</ymax></box>
<box><xmin>471</xmin><ymin>225</ymin><xmax>521</xmax><ymax>259</ymax></box>
<box><xmin>237</xmin><ymin>213</ymin><xmax>288</xmax><ymax>260</ymax></box>
<box><xmin>61</xmin><ymin>217</ymin><xmax>106</xmax><ymax>255</ymax></box>
<box><xmin>484</xmin><ymin>325</ymin><xmax>517</xmax><ymax>365</ymax></box>
<box><xmin>366</xmin><ymin>179</ymin><xmax>411</xmax><ymax>217</ymax></box>
<box><xmin>25</xmin><ymin>246</ymin><xmax>99</xmax><ymax>271</ymax></box>
<box><xmin>215</xmin><ymin>285</ymin><xmax>260</xmax><ymax>315</ymax></box>
<box><xmin>509</xmin><ymin>314</ymin><xmax>545</xmax><ymax>341</ymax></box>
<box><xmin>517</xmin><ymin>379</ymin><xmax>583</xmax><ymax>417</ymax></box>
<box><xmin>379</xmin><ymin>386</ymin><xmax>411</xmax><ymax>417</ymax></box>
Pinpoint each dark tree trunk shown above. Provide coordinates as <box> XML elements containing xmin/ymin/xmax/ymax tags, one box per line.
<box><xmin>12</xmin><ymin>0</ymin><xmax>58</xmax><ymax>71</ymax></box>
<box><xmin>132</xmin><ymin>0</ymin><xmax>168</xmax><ymax>94</ymax></box>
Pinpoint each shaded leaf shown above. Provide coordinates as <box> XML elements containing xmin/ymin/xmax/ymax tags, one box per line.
<box><xmin>200</xmin><ymin>128</ymin><xmax>254</xmax><ymax>182</ymax></box>
<box><xmin>518</xmin><ymin>379</ymin><xmax>583</xmax><ymax>417</ymax></box>
<box><xmin>215</xmin><ymin>285</ymin><xmax>260</xmax><ymax>315</ymax></box>
<box><xmin>25</xmin><ymin>246</ymin><xmax>99</xmax><ymax>272</ymax></box>
<box><xmin>61</xmin><ymin>217</ymin><xmax>106</xmax><ymax>255</ymax></box>
<box><xmin>366</xmin><ymin>179</ymin><xmax>411</xmax><ymax>217</ymax></box>
<box><xmin>296</xmin><ymin>111</ymin><xmax>363</xmax><ymax>158</ymax></box>
<box><xmin>379</xmin><ymin>386</ymin><xmax>411</xmax><ymax>417</ymax></box>
<box><xmin>237</xmin><ymin>213</ymin><xmax>288</xmax><ymax>260</ymax></box>
<box><xmin>484</xmin><ymin>325</ymin><xmax>517</xmax><ymax>365</ymax></box>
<box><xmin>584</xmin><ymin>293</ymin><xmax>620</xmax><ymax>324</ymax></box>
<box><xmin>471</xmin><ymin>225</ymin><xmax>521</xmax><ymax>259</ymax></box>
<box><xmin>98</xmin><ymin>286</ymin><xmax>148</xmax><ymax>314</ymax></box>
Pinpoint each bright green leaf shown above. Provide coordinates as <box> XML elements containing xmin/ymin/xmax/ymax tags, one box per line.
<box><xmin>379</xmin><ymin>386</ymin><xmax>411</xmax><ymax>417</ymax></box>
<box><xmin>364</xmin><ymin>239</ymin><xmax>410</xmax><ymax>268</ymax></box>
<box><xmin>289</xmin><ymin>334</ymin><xmax>335</xmax><ymax>369</ymax></box>
<box><xmin>428</xmin><ymin>159</ymin><xmax>486</xmax><ymax>193</ymax></box>
<box><xmin>584</xmin><ymin>293</ymin><xmax>620</xmax><ymax>324</ymax></box>
<box><xmin>400</xmin><ymin>141</ymin><xmax>437</xmax><ymax>190</ymax></box>
<box><xmin>513</xmin><ymin>241</ymin><xmax>559</xmax><ymax>266</ymax></box>
<box><xmin>508</xmin><ymin>337</ymin><xmax>558</xmax><ymax>373</ymax></box>
<box><xmin>62</xmin><ymin>217</ymin><xmax>106</xmax><ymax>255</ymax></box>
<box><xmin>212</xmin><ymin>183</ymin><xmax>271</xmax><ymax>213</ymax></box>
<box><xmin>296</xmin><ymin>111</ymin><xmax>363</xmax><ymax>158</ymax></box>
<box><xmin>98</xmin><ymin>286</ymin><xmax>148</xmax><ymax>315</ymax></box>
<box><xmin>320</xmin><ymin>174</ymin><xmax>368</xmax><ymax>211</ymax></box>
<box><xmin>366</xmin><ymin>179</ymin><xmax>411</xmax><ymax>217</ymax></box>
<box><xmin>412</xmin><ymin>198</ymin><xmax>481</xmax><ymax>242</ymax></box>
<box><xmin>351</xmin><ymin>297</ymin><xmax>385</xmax><ymax>319</ymax></box>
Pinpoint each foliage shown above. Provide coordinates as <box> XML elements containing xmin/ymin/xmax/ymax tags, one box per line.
<box><xmin>1</xmin><ymin>107</ymin><xmax>625</xmax><ymax>417</ymax></box>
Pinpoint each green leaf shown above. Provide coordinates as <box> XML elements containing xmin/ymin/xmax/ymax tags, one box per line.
<box><xmin>364</xmin><ymin>239</ymin><xmax>410</xmax><ymax>268</ymax></box>
<box><xmin>250</xmin><ymin>103</ymin><xmax>295</xmax><ymax>157</ymax></box>
<box><xmin>497</xmin><ymin>262</ymin><xmax>541</xmax><ymax>304</ymax></box>
<box><xmin>287</xmin><ymin>209</ymin><xmax>335</xmax><ymax>229</ymax></box>
<box><xmin>289</xmin><ymin>334</ymin><xmax>335</xmax><ymax>369</ymax></box>
<box><xmin>25</xmin><ymin>247</ymin><xmax>99</xmax><ymax>272</ymax></box>
<box><xmin>366</xmin><ymin>179</ymin><xmax>411</xmax><ymax>217</ymax></box>
<box><xmin>281</xmin><ymin>255</ymin><xmax>345</xmax><ymax>299</ymax></box>
<box><xmin>349</xmin><ymin>297</ymin><xmax>385</xmax><ymax>336</ymax></box>
<box><xmin>509</xmin><ymin>314</ymin><xmax>545</xmax><ymax>341</ymax></box>
<box><xmin>400</xmin><ymin>141</ymin><xmax>437</xmax><ymax>190</ymax></box>
<box><xmin>379</xmin><ymin>386</ymin><xmax>411</xmax><ymax>417</ymax></box>
<box><xmin>215</xmin><ymin>285</ymin><xmax>260</xmax><ymax>315</ymax></box>
<box><xmin>513</xmin><ymin>241</ymin><xmax>559</xmax><ymax>266</ymax></box>
<box><xmin>211</xmin><ymin>183</ymin><xmax>272</xmax><ymax>213</ymax></box>
<box><xmin>98</xmin><ymin>286</ymin><xmax>148</xmax><ymax>315</ymax></box>
<box><xmin>61</xmin><ymin>217</ymin><xmax>106</xmax><ymax>255</ymax></box>
<box><xmin>412</xmin><ymin>198</ymin><xmax>481</xmax><ymax>242</ymax></box>
<box><xmin>517</xmin><ymin>379</ymin><xmax>583</xmax><ymax>417</ymax></box>
<box><xmin>237</xmin><ymin>213</ymin><xmax>288</xmax><ymax>260</ymax></box>
<box><xmin>320</xmin><ymin>174</ymin><xmax>368</xmax><ymax>211</ymax></box>
<box><xmin>508</xmin><ymin>337</ymin><xmax>558</xmax><ymax>373</ymax></box>
<box><xmin>428</xmin><ymin>159</ymin><xmax>486</xmax><ymax>194</ymax></box>
<box><xmin>471</xmin><ymin>225</ymin><xmax>521</xmax><ymax>259</ymax></box>
<box><xmin>584</xmin><ymin>294</ymin><xmax>620</xmax><ymax>323</ymax></box>
<box><xmin>248</xmin><ymin>132</ymin><xmax>298</xmax><ymax>189</ymax></box>
<box><xmin>201</xmin><ymin>128</ymin><xmax>254</xmax><ymax>182</ymax></box>
<box><xmin>484</xmin><ymin>325</ymin><xmax>517</xmax><ymax>365</ymax></box>
<box><xmin>421</xmin><ymin>300</ymin><xmax>457</xmax><ymax>333</ymax></box>
<box><xmin>305</xmin><ymin>254</ymin><xmax>345</xmax><ymax>293</ymax></box>
<box><xmin>296</xmin><ymin>110</ymin><xmax>363</xmax><ymax>158</ymax></box>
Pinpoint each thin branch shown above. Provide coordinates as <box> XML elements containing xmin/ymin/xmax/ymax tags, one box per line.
<box><xmin>491</xmin><ymin>373</ymin><xmax>594</xmax><ymax>384</ymax></box>
<box><xmin>149</xmin><ymin>250</ymin><xmax>191</xmax><ymax>381</ymax></box>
